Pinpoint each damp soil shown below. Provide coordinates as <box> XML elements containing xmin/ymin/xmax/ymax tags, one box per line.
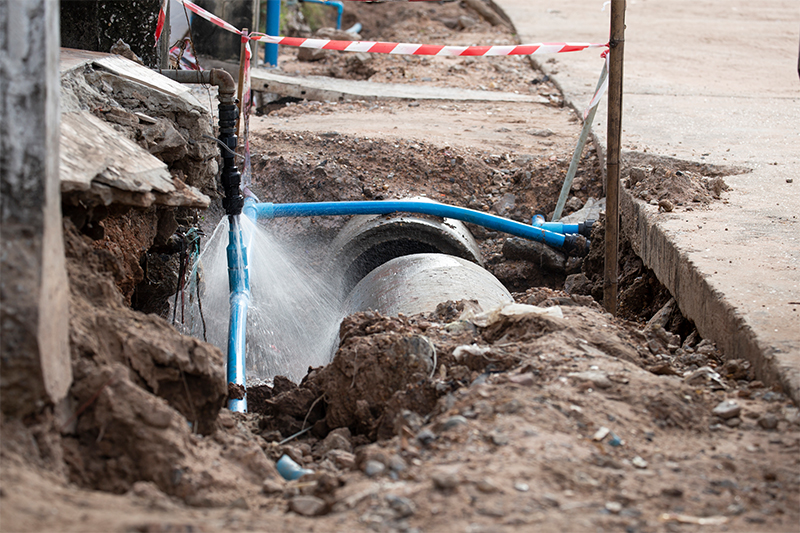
<box><xmin>2</xmin><ymin>1</ymin><xmax>799</xmax><ymax>532</ymax></box>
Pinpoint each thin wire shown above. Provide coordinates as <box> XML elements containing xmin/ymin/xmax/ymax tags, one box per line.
<box><xmin>202</xmin><ymin>134</ymin><xmax>246</xmax><ymax>160</ymax></box>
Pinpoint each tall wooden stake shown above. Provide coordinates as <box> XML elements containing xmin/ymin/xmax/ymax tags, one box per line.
<box><xmin>604</xmin><ymin>0</ymin><xmax>626</xmax><ymax>315</ymax></box>
<box><xmin>236</xmin><ymin>28</ymin><xmax>249</xmax><ymax>139</ymax></box>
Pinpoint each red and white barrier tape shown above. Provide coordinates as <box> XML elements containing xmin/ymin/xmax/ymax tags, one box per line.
<box><xmin>172</xmin><ymin>0</ymin><xmax>606</xmax><ymax>57</ymax></box>
<box><xmin>583</xmin><ymin>52</ymin><xmax>609</xmax><ymax>118</ymax></box>
<box><xmin>154</xmin><ymin>0</ymin><xmax>169</xmax><ymax>45</ymax></box>
<box><xmin>165</xmin><ymin>0</ymin><xmax>609</xmax><ymax>117</ymax></box>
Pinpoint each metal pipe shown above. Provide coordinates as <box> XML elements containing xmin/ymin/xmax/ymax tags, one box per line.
<box><xmin>244</xmin><ymin>199</ymin><xmax>589</xmax><ymax>255</ymax></box>
<box><xmin>159</xmin><ymin>68</ymin><xmax>237</xmax><ymax>103</ymax></box>
<box><xmin>552</xmin><ymin>61</ymin><xmax>608</xmax><ymax>222</ymax></box>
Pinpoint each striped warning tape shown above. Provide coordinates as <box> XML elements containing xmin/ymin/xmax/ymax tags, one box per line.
<box><xmin>155</xmin><ymin>0</ymin><xmax>169</xmax><ymax>45</ymax></box>
<box><xmin>162</xmin><ymin>0</ymin><xmax>609</xmax><ymax>116</ymax></box>
<box><xmin>171</xmin><ymin>0</ymin><xmax>607</xmax><ymax>58</ymax></box>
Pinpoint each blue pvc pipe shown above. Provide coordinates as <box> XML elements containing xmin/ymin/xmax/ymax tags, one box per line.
<box><xmin>226</xmin><ymin>215</ymin><xmax>250</xmax><ymax>412</ymax></box>
<box><xmin>245</xmin><ymin>199</ymin><xmax>574</xmax><ymax>250</ymax></box>
<box><xmin>265</xmin><ymin>0</ymin><xmax>280</xmax><ymax>67</ymax></box>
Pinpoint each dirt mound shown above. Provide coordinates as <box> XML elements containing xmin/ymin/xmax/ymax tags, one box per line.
<box><xmin>58</xmin><ymin>221</ymin><xmax>288</xmax><ymax>507</ymax></box>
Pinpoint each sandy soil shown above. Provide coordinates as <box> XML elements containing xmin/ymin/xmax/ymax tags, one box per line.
<box><xmin>1</xmin><ymin>2</ymin><xmax>798</xmax><ymax>532</ymax></box>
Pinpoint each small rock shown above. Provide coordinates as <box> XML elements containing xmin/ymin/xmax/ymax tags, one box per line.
<box><xmin>658</xmin><ymin>199</ymin><xmax>674</xmax><ymax>212</ymax></box>
<box><xmin>632</xmin><ymin>456</ymin><xmax>648</xmax><ymax>469</ymax></box>
<box><xmin>712</xmin><ymin>400</ymin><xmax>742</xmax><ymax>420</ymax></box>
<box><xmin>388</xmin><ymin>454</ymin><xmax>407</xmax><ymax>473</ymax></box>
<box><xmin>661</xmin><ymin>487</ymin><xmax>684</xmax><ymax>498</ymax></box>
<box><xmin>758</xmin><ymin>414</ymin><xmax>779</xmax><ymax>430</ymax></box>
<box><xmin>475</xmin><ymin>479</ymin><xmax>500</xmax><ymax>493</ymax></box>
<box><xmin>564</xmin><ymin>273</ymin><xmax>591</xmax><ymax>295</ymax></box>
<box><xmin>432</xmin><ymin>471</ymin><xmax>459</xmax><ymax>491</ymax></box>
<box><xmin>262</xmin><ymin>478</ymin><xmax>285</xmax><ymax>495</ymax></box>
<box><xmin>568</xmin><ymin>371</ymin><xmax>613</xmax><ymax>389</ymax></box>
<box><xmin>289</xmin><ymin>495</ymin><xmax>327</xmax><ymax>517</ymax></box>
<box><xmin>592</xmin><ymin>426</ymin><xmax>610</xmax><ymax>441</ymax></box>
<box><xmin>605</xmin><ymin>501</ymin><xmax>623</xmax><ymax>514</ymax></box>
<box><xmin>438</xmin><ymin>415</ymin><xmax>468</xmax><ymax>431</ymax></box>
<box><xmin>725</xmin><ymin>417</ymin><xmax>742</xmax><ymax>428</ymax></box>
<box><xmin>565</xmin><ymin>196</ymin><xmax>584</xmax><ymax>211</ymax></box>
<box><xmin>490</xmin><ymin>432</ymin><xmax>509</xmax><ymax>446</ymax></box>
<box><xmin>509</xmin><ymin>373</ymin><xmax>535</xmax><ymax>387</ymax></box>
<box><xmin>386</xmin><ymin>494</ymin><xmax>416</xmax><ymax>518</ymax></box>
<box><xmin>514</xmin><ymin>482</ymin><xmax>529</xmax><ymax>492</ymax></box>
<box><xmin>327</xmin><ymin>449</ymin><xmax>356</xmax><ymax>470</ymax></box>
<box><xmin>416</xmin><ymin>428</ymin><xmax>437</xmax><ymax>446</ymax></box>
<box><xmin>229</xmin><ymin>497</ymin><xmax>249</xmax><ymax>510</ymax></box>
<box><xmin>297</xmin><ymin>47</ymin><xmax>328</xmax><ymax>62</ymax></box>
<box><xmin>316</xmin><ymin>427</ymin><xmax>353</xmax><ymax>456</ymax></box>
<box><xmin>364</xmin><ymin>460</ymin><xmax>386</xmax><ymax>478</ymax></box>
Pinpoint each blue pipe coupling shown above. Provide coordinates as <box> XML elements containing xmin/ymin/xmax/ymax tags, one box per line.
<box><xmin>531</xmin><ymin>214</ymin><xmax>595</xmax><ymax>239</ymax></box>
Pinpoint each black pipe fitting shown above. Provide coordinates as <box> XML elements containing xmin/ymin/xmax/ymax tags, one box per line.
<box><xmin>218</xmin><ymin>102</ymin><xmax>243</xmax><ymax>216</ymax></box>
<box><xmin>577</xmin><ymin>219</ymin><xmax>596</xmax><ymax>238</ymax></box>
<box><xmin>563</xmin><ymin>234</ymin><xmax>591</xmax><ymax>257</ymax></box>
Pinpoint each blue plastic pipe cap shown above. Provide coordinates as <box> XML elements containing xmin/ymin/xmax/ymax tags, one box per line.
<box><xmin>276</xmin><ymin>454</ymin><xmax>314</xmax><ymax>480</ymax></box>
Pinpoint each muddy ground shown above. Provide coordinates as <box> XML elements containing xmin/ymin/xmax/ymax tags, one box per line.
<box><xmin>2</xmin><ymin>1</ymin><xmax>799</xmax><ymax>532</ymax></box>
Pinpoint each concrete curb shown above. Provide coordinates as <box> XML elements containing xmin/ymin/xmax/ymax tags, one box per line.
<box><xmin>620</xmin><ymin>189</ymin><xmax>800</xmax><ymax>404</ymax></box>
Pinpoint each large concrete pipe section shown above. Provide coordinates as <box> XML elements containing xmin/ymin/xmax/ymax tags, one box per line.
<box><xmin>343</xmin><ymin>253</ymin><xmax>513</xmax><ymax>317</ymax></box>
<box><xmin>329</xmin><ymin>213</ymin><xmax>483</xmax><ymax>297</ymax></box>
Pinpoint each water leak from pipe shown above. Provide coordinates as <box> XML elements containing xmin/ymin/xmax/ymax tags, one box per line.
<box><xmin>179</xmin><ymin>216</ymin><xmax>344</xmax><ymax>384</ymax></box>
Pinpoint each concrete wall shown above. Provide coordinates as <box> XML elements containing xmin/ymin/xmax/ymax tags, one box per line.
<box><xmin>60</xmin><ymin>0</ymin><xmax>161</xmax><ymax>67</ymax></box>
<box><xmin>1</xmin><ymin>0</ymin><xmax>71</xmax><ymax>416</ymax></box>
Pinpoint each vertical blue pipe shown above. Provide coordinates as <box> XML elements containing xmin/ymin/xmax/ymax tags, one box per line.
<box><xmin>226</xmin><ymin>215</ymin><xmax>250</xmax><ymax>412</ymax></box>
<box><xmin>265</xmin><ymin>0</ymin><xmax>280</xmax><ymax>67</ymax></box>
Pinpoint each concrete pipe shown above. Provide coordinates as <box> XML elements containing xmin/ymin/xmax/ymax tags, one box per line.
<box><xmin>329</xmin><ymin>213</ymin><xmax>483</xmax><ymax>298</ymax></box>
<box><xmin>343</xmin><ymin>253</ymin><xmax>513</xmax><ymax>317</ymax></box>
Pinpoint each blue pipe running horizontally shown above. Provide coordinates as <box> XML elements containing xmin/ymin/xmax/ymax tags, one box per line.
<box><xmin>226</xmin><ymin>215</ymin><xmax>251</xmax><ymax>412</ymax></box>
<box><xmin>243</xmin><ymin>199</ymin><xmax>588</xmax><ymax>254</ymax></box>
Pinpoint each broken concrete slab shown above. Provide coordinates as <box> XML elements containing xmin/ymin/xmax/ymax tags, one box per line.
<box><xmin>251</xmin><ymin>68</ymin><xmax>550</xmax><ymax>104</ymax></box>
<box><xmin>60</xmin><ymin>111</ymin><xmax>209</xmax><ymax>209</ymax></box>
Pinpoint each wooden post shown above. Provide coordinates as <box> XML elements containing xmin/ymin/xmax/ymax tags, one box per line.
<box><xmin>604</xmin><ymin>0</ymin><xmax>626</xmax><ymax>315</ymax></box>
<box><xmin>159</xmin><ymin>0</ymin><xmax>171</xmax><ymax>70</ymax></box>
<box><xmin>236</xmin><ymin>28</ymin><xmax>249</xmax><ymax>139</ymax></box>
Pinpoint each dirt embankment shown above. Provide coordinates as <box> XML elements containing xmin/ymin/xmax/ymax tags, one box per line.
<box><xmin>2</xmin><ymin>1</ymin><xmax>798</xmax><ymax>532</ymax></box>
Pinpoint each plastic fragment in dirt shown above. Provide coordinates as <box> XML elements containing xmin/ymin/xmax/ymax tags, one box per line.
<box><xmin>276</xmin><ymin>454</ymin><xmax>314</xmax><ymax>480</ymax></box>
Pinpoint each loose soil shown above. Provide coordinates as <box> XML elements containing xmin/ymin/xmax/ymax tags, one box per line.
<box><xmin>2</xmin><ymin>2</ymin><xmax>798</xmax><ymax>533</ymax></box>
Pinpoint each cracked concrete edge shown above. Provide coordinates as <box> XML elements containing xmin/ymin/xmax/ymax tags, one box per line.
<box><xmin>620</xmin><ymin>190</ymin><xmax>800</xmax><ymax>404</ymax></box>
